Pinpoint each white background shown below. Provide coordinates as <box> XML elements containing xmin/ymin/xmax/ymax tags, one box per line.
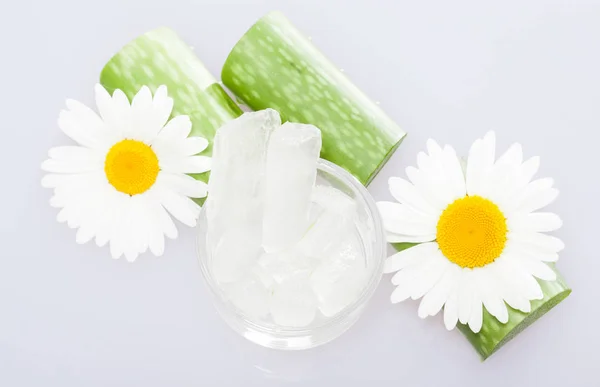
<box><xmin>2</xmin><ymin>0</ymin><xmax>599</xmax><ymax>385</ymax></box>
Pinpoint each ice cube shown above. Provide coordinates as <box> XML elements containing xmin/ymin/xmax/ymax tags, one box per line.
<box><xmin>256</xmin><ymin>250</ymin><xmax>316</xmax><ymax>287</ymax></box>
<box><xmin>310</xmin><ymin>235</ymin><xmax>368</xmax><ymax>317</ymax></box>
<box><xmin>297</xmin><ymin>186</ymin><xmax>357</xmax><ymax>258</ymax></box>
<box><xmin>311</xmin><ymin>185</ymin><xmax>356</xmax><ymax>217</ymax></box>
<box><xmin>227</xmin><ymin>275</ymin><xmax>270</xmax><ymax>318</ymax></box>
<box><xmin>262</xmin><ymin>122</ymin><xmax>322</xmax><ymax>253</ymax></box>
<box><xmin>270</xmin><ymin>277</ymin><xmax>317</xmax><ymax>327</ymax></box>
<box><xmin>206</xmin><ymin>110</ymin><xmax>280</xmax><ymax>283</ymax></box>
<box><xmin>298</xmin><ymin>210</ymin><xmax>352</xmax><ymax>258</ymax></box>
<box><xmin>206</xmin><ymin>109</ymin><xmax>281</xmax><ymax>233</ymax></box>
<box><xmin>211</xmin><ymin>224</ymin><xmax>262</xmax><ymax>283</ymax></box>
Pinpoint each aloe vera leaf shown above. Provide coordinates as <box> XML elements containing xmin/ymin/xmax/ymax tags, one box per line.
<box><xmin>222</xmin><ymin>11</ymin><xmax>405</xmax><ymax>185</ymax></box>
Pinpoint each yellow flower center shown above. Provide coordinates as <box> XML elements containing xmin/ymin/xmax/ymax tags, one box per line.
<box><xmin>436</xmin><ymin>196</ymin><xmax>507</xmax><ymax>268</ymax></box>
<box><xmin>104</xmin><ymin>139</ymin><xmax>159</xmax><ymax>195</ymax></box>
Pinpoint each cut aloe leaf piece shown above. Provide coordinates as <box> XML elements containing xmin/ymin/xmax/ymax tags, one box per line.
<box><xmin>222</xmin><ymin>11</ymin><xmax>405</xmax><ymax>185</ymax></box>
<box><xmin>457</xmin><ymin>266</ymin><xmax>571</xmax><ymax>361</ymax></box>
<box><xmin>100</xmin><ymin>27</ymin><xmax>242</xmax><ymax>183</ymax></box>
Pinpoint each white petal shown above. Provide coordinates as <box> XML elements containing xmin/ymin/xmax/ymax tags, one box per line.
<box><xmin>41</xmin><ymin>159</ymin><xmax>101</xmax><ymax>174</ymax></box>
<box><xmin>48</xmin><ymin>146</ymin><xmax>102</xmax><ymax>162</ymax></box>
<box><xmin>491</xmin><ymin>155</ymin><xmax>541</xmax><ymax>210</ymax></box>
<box><xmin>426</xmin><ymin>138</ymin><xmax>443</xmax><ymax>157</ymax></box>
<box><xmin>160</xmin><ymin>155</ymin><xmax>211</xmax><ymax>174</ymax></box>
<box><xmin>130</xmin><ymin>86</ymin><xmax>156</xmax><ymax>140</ymax></box>
<box><xmin>42</xmin><ymin>174</ymin><xmax>73</xmax><ymax>188</ymax></box>
<box><xmin>155</xmin><ymin>187</ymin><xmax>200</xmax><ymax>228</ymax></box>
<box><xmin>377</xmin><ymin>201</ymin><xmax>437</xmax><ymax>236</ymax></box>
<box><xmin>496</xmin><ymin>143</ymin><xmax>523</xmax><ymax>167</ymax></box>
<box><xmin>157</xmin><ymin>115</ymin><xmax>192</xmax><ymax>140</ymax></box>
<box><xmin>119</xmin><ymin>197</ymin><xmax>145</xmax><ymax>262</ymax></box>
<box><xmin>496</xmin><ymin>254</ymin><xmax>544</xmax><ymax>300</ymax></box>
<box><xmin>407</xmin><ymin>252</ymin><xmax>449</xmax><ymax>300</ymax></box>
<box><xmin>468</xmin><ymin>294</ymin><xmax>483</xmax><ymax>333</ymax></box>
<box><xmin>406</xmin><ymin>148</ymin><xmax>464</xmax><ymax>211</ymax></box>
<box><xmin>114</xmin><ymin>90</ymin><xmax>135</xmax><ymax>137</ymax></box>
<box><xmin>75</xmin><ymin>225</ymin><xmax>95</xmax><ymax>245</ymax></box>
<box><xmin>182</xmin><ymin>137</ymin><xmax>209</xmax><ymax>155</ymax></box>
<box><xmin>142</xmin><ymin>190</ymin><xmax>167</xmax><ymax>256</ymax></box>
<box><xmin>112</xmin><ymin>89</ymin><xmax>131</xmax><ymax>110</ymax></box>
<box><xmin>505</xmin><ymin>254</ymin><xmax>557</xmax><ymax>281</ymax></box>
<box><xmin>487</xmin><ymin>260</ymin><xmax>532</xmax><ymax>313</ymax></box>
<box><xmin>388</xmin><ymin>177</ymin><xmax>438</xmax><ymax>216</ymax></box>
<box><xmin>405</xmin><ymin>165</ymin><xmax>445</xmax><ymax>209</ymax></box>
<box><xmin>58</xmin><ymin>104</ymin><xmax>110</xmax><ymax>150</ymax></box>
<box><xmin>513</xmin><ymin>177</ymin><xmax>558</xmax><ymax>213</ymax></box>
<box><xmin>108</xmin><ymin>194</ymin><xmax>129</xmax><ymax>259</ymax></box>
<box><xmin>505</xmin><ymin>239</ymin><xmax>558</xmax><ymax>261</ymax></box>
<box><xmin>144</xmin><ymin>187</ymin><xmax>179</xmax><ymax>242</ymax></box>
<box><xmin>132</xmin><ymin>85</ymin><xmax>152</xmax><ymax>110</ymax></box>
<box><xmin>152</xmin><ymin>85</ymin><xmax>174</xmax><ymax>129</ymax></box>
<box><xmin>475</xmin><ymin>266</ymin><xmax>509</xmax><ymax>324</ymax></box>
<box><xmin>466</xmin><ymin>132</ymin><xmax>496</xmax><ymax>196</ymax></box>
<box><xmin>386</xmin><ymin>233</ymin><xmax>436</xmax><ymax>243</ymax></box>
<box><xmin>417</xmin><ymin>264</ymin><xmax>460</xmax><ymax>318</ymax></box>
<box><xmin>94</xmin><ymin>183</ymin><xmax>121</xmax><ymax>247</ymax></box>
<box><xmin>443</xmin><ymin>289</ymin><xmax>459</xmax><ymax>330</ymax></box>
<box><xmin>441</xmin><ymin>145</ymin><xmax>468</xmax><ymax>200</ymax></box>
<box><xmin>407</xmin><ymin>144</ymin><xmax>455</xmax><ymax>211</ymax></box>
<box><xmin>152</xmin><ymin>136</ymin><xmax>209</xmax><ymax>162</ymax></box>
<box><xmin>391</xmin><ymin>283</ymin><xmax>412</xmax><ymax>304</ymax></box>
<box><xmin>157</xmin><ymin>173</ymin><xmax>208</xmax><ymax>198</ymax></box>
<box><xmin>508</xmin><ymin>213</ymin><xmax>563</xmax><ymax>233</ymax></box>
<box><xmin>457</xmin><ymin>269</ymin><xmax>474</xmax><ymax>324</ymax></box>
<box><xmin>94</xmin><ymin>84</ymin><xmax>114</xmax><ymax>124</ymax></box>
<box><xmin>131</xmin><ymin>194</ymin><xmax>153</xmax><ymax>256</ymax></box>
<box><xmin>155</xmin><ymin>201</ymin><xmax>178</xmax><ymax>239</ymax></box>
<box><xmin>509</xmin><ymin>232</ymin><xmax>565</xmax><ymax>254</ymax></box>
<box><xmin>148</xmin><ymin>228</ymin><xmax>165</xmax><ymax>256</ymax></box>
<box><xmin>390</xmin><ymin>250</ymin><xmax>441</xmax><ymax>288</ymax></box>
<box><xmin>377</xmin><ymin>201</ymin><xmax>437</xmax><ymax>226</ymax></box>
<box><xmin>49</xmin><ymin>195</ymin><xmax>64</xmax><ymax>208</ymax></box>
<box><xmin>384</xmin><ymin>242</ymin><xmax>438</xmax><ymax>273</ymax></box>
<box><xmin>520</xmin><ymin>188</ymin><xmax>559</xmax><ymax>214</ymax></box>
<box><xmin>477</xmin><ymin>163</ymin><xmax>514</xmax><ymax>205</ymax></box>
<box><xmin>519</xmin><ymin>156</ymin><xmax>541</xmax><ymax>186</ymax></box>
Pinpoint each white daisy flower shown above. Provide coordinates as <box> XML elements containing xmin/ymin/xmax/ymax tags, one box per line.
<box><xmin>378</xmin><ymin>132</ymin><xmax>563</xmax><ymax>333</ymax></box>
<box><xmin>42</xmin><ymin>84</ymin><xmax>211</xmax><ymax>262</ymax></box>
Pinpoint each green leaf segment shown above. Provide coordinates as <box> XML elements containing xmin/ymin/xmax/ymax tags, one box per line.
<box><xmin>221</xmin><ymin>11</ymin><xmax>406</xmax><ymax>185</ymax></box>
<box><xmin>100</xmin><ymin>27</ymin><xmax>242</xmax><ymax>183</ymax></box>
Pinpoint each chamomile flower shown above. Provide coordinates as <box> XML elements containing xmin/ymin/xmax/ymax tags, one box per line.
<box><xmin>42</xmin><ymin>84</ymin><xmax>211</xmax><ymax>261</ymax></box>
<box><xmin>378</xmin><ymin>132</ymin><xmax>563</xmax><ymax>332</ymax></box>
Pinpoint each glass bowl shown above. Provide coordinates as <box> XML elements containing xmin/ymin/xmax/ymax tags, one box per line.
<box><xmin>196</xmin><ymin>159</ymin><xmax>385</xmax><ymax>350</ymax></box>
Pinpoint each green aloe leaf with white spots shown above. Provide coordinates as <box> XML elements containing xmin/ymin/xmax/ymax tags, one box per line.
<box><xmin>222</xmin><ymin>11</ymin><xmax>405</xmax><ymax>185</ymax></box>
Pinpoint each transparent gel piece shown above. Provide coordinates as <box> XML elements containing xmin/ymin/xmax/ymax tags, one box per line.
<box><xmin>211</xmin><ymin>224</ymin><xmax>262</xmax><ymax>284</ymax></box>
<box><xmin>270</xmin><ymin>277</ymin><xmax>317</xmax><ymax>327</ymax></box>
<box><xmin>227</xmin><ymin>274</ymin><xmax>270</xmax><ymax>318</ymax></box>
<box><xmin>311</xmin><ymin>236</ymin><xmax>368</xmax><ymax>317</ymax></box>
<box><xmin>206</xmin><ymin>109</ymin><xmax>280</xmax><ymax>237</ymax></box>
<box><xmin>311</xmin><ymin>185</ymin><xmax>356</xmax><ymax>217</ymax></box>
<box><xmin>256</xmin><ymin>250</ymin><xmax>316</xmax><ymax>287</ymax></box>
<box><xmin>298</xmin><ymin>210</ymin><xmax>352</xmax><ymax>258</ymax></box>
<box><xmin>262</xmin><ymin>122</ymin><xmax>322</xmax><ymax>253</ymax></box>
